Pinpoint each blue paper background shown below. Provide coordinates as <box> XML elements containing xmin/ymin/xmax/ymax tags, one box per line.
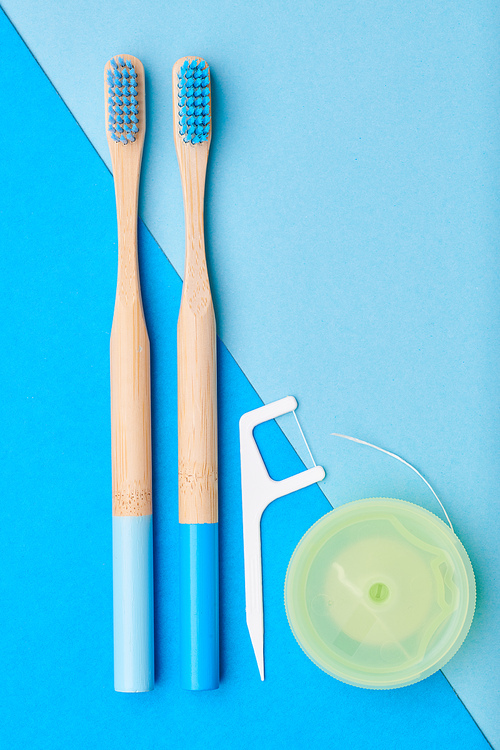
<box><xmin>0</xmin><ymin>1</ymin><xmax>498</xmax><ymax>747</ymax></box>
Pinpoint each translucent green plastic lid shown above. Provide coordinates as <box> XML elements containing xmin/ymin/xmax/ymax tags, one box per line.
<box><xmin>285</xmin><ymin>498</ymin><xmax>475</xmax><ymax>689</ymax></box>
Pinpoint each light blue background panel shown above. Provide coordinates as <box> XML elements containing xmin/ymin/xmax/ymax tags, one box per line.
<box><xmin>0</xmin><ymin>5</ymin><xmax>496</xmax><ymax>750</ymax></box>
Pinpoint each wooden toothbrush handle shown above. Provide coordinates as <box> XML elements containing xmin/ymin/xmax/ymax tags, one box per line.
<box><xmin>177</xmin><ymin>298</ymin><xmax>218</xmax><ymax>524</ymax></box>
<box><xmin>110</xmin><ymin>297</ymin><xmax>152</xmax><ymax>516</ymax></box>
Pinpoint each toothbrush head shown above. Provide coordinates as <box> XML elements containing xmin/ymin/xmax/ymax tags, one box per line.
<box><xmin>105</xmin><ymin>55</ymin><xmax>143</xmax><ymax>146</ymax></box>
<box><xmin>175</xmin><ymin>58</ymin><xmax>211</xmax><ymax>145</ymax></box>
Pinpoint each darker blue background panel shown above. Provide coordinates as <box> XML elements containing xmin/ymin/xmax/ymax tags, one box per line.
<box><xmin>0</xmin><ymin>8</ymin><xmax>490</xmax><ymax>750</ymax></box>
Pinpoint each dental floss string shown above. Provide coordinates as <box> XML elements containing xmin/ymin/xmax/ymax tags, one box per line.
<box><xmin>292</xmin><ymin>409</ymin><xmax>317</xmax><ymax>468</ymax></box>
<box><xmin>330</xmin><ymin>433</ymin><xmax>453</xmax><ymax>531</ymax></box>
<box><xmin>292</xmin><ymin>409</ymin><xmax>335</xmax><ymax>509</ymax></box>
<box><xmin>288</xmin><ymin>408</ymin><xmax>452</xmax><ymax>531</ymax></box>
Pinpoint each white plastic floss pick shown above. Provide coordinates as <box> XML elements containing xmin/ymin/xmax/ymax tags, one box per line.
<box><xmin>239</xmin><ymin>396</ymin><xmax>325</xmax><ymax>680</ymax></box>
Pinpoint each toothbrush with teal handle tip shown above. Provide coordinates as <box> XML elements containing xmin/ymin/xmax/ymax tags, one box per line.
<box><xmin>105</xmin><ymin>55</ymin><xmax>154</xmax><ymax>692</ymax></box>
<box><xmin>173</xmin><ymin>56</ymin><xmax>218</xmax><ymax>691</ymax></box>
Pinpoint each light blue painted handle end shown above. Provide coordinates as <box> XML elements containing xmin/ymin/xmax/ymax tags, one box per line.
<box><xmin>180</xmin><ymin>523</ymin><xmax>219</xmax><ymax>690</ymax></box>
<box><xmin>113</xmin><ymin>515</ymin><xmax>154</xmax><ymax>692</ymax></box>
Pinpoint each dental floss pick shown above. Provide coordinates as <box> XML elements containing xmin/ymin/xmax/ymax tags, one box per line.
<box><xmin>239</xmin><ymin>397</ymin><xmax>325</xmax><ymax>680</ymax></box>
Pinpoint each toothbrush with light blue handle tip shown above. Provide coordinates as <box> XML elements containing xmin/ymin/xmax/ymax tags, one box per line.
<box><xmin>106</xmin><ymin>54</ymin><xmax>154</xmax><ymax>693</ymax></box>
<box><xmin>173</xmin><ymin>56</ymin><xmax>219</xmax><ymax>691</ymax></box>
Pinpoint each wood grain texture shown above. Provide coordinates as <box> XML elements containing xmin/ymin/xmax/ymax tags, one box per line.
<box><xmin>173</xmin><ymin>57</ymin><xmax>218</xmax><ymax>524</ymax></box>
<box><xmin>106</xmin><ymin>56</ymin><xmax>152</xmax><ymax>517</ymax></box>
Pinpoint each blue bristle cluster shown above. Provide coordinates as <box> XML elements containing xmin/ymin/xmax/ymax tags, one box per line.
<box><xmin>177</xmin><ymin>59</ymin><xmax>211</xmax><ymax>144</ymax></box>
<box><xmin>106</xmin><ymin>57</ymin><xmax>139</xmax><ymax>145</ymax></box>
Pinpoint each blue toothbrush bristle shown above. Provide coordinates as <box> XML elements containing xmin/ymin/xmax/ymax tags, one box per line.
<box><xmin>107</xmin><ymin>56</ymin><xmax>139</xmax><ymax>145</ymax></box>
<box><xmin>177</xmin><ymin>59</ymin><xmax>210</xmax><ymax>144</ymax></box>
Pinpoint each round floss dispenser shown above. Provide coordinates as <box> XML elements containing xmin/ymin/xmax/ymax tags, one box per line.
<box><xmin>285</xmin><ymin>498</ymin><xmax>475</xmax><ymax>689</ymax></box>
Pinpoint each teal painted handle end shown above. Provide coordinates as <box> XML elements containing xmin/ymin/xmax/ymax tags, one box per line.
<box><xmin>180</xmin><ymin>523</ymin><xmax>219</xmax><ymax>690</ymax></box>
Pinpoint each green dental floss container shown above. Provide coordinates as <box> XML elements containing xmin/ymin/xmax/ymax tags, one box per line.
<box><xmin>285</xmin><ymin>498</ymin><xmax>475</xmax><ymax>689</ymax></box>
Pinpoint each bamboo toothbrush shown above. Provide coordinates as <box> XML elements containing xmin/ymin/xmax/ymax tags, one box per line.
<box><xmin>173</xmin><ymin>56</ymin><xmax>218</xmax><ymax>691</ymax></box>
<box><xmin>105</xmin><ymin>55</ymin><xmax>153</xmax><ymax>693</ymax></box>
